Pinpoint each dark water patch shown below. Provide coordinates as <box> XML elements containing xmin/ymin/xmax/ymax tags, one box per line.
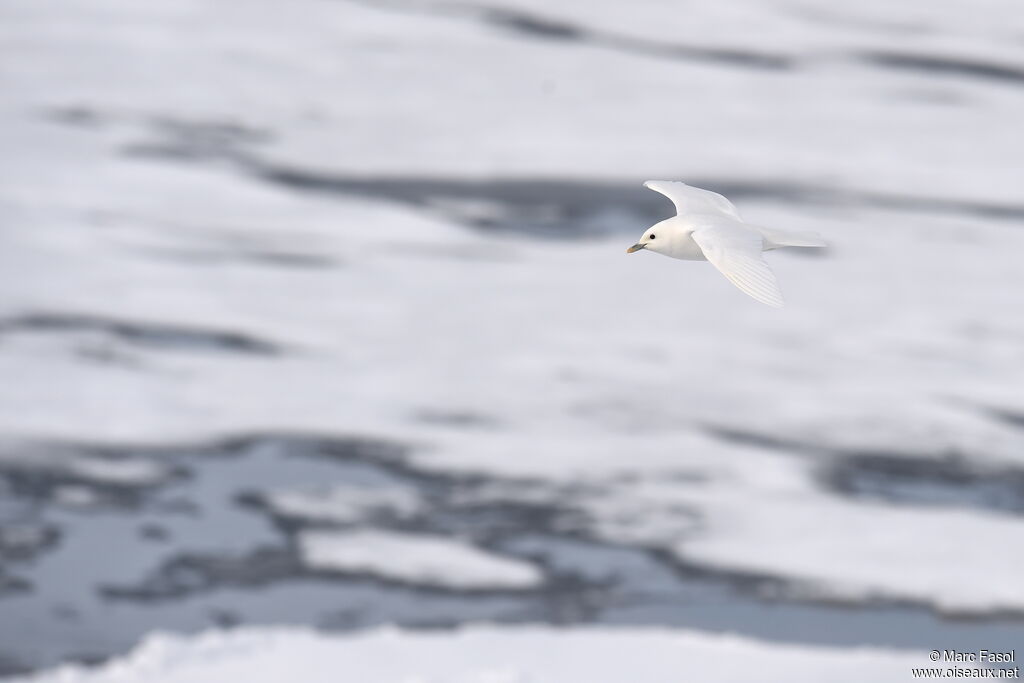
<box><xmin>275</xmin><ymin>433</ymin><xmax>412</xmax><ymax>469</ymax></box>
<box><xmin>119</xmin><ymin>123</ymin><xmax>1004</xmax><ymax>240</ymax></box>
<box><xmin>350</xmin><ymin>0</ymin><xmax>791</xmax><ymax>71</ymax></box>
<box><xmin>41</xmin><ymin>106</ymin><xmax>108</xmax><ymax>128</ymax></box>
<box><xmin>986</xmin><ymin>406</ymin><xmax>1024</xmax><ymax>430</ymax></box>
<box><xmin>106</xmin><ymin>117</ymin><xmax>1024</xmax><ymax>233</ymax></box>
<box><xmin>703</xmin><ymin>423</ymin><xmax>1024</xmax><ymax>516</ymax></box>
<box><xmin>433</xmin><ymin>498</ymin><xmax>590</xmax><ymax>542</ymax></box>
<box><xmin>0</xmin><ymin>312</ymin><xmax>282</xmax><ymax>356</ymax></box>
<box><xmin>0</xmin><ymin>459</ymin><xmax>185</xmax><ymax>511</ymax></box>
<box><xmin>658</xmin><ymin>547</ymin><xmax>809</xmax><ymax>599</ymax></box>
<box><xmin>100</xmin><ymin>547</ymin><xmax>301</xmax><ymax>601</ymax></box>
<box><xmin>0</xmin><ymin>569</ymin><xmax>31</xmax><ymax>597</ymax></box>
<box><xmin>43</xmin><ymin>107</ymin><xmax>269</xmax><ymax>162</ymax></box>
<box><xmin>148</xmin><ymin>118</ymin><xmax>271</xmax><ymax>145</ymax></box>
<box><xmin>251</xmin><ymin>171</ymin><xmax>1024</xmax><ymax>238</ymax></box>
<box><xmin>702</xmin><ymin>424</ymin><xmax>811</xmax><ymax>453</ymax></box>
<box><xmin>864</xmin><ymin>51</ymin><xmax>1024</xmax><ymax>86</ymax></box>
<box><xmin>3</xmin><ymin>432</ymin><xmax>1023</xmax><ymax>674</ymax></box>
<box><xmin>253</xmin><ymin>170</ymin><xmax>647</xmax><ymax>238</ymax></box>
<box><xmin>79</xmin><ymin>433</ymin><xmax>410</xmax><ymax>468</ymax></box>
<box><xmin>603</xmin><ymin>34</ymin><xmax>791</xmax><ymax>70</ymax></box>
<box><xmin>207</xmin><ymin>607</ymin><xmax>243</xmax><ymax>628</ymax></box>
<box><xmin>501</xmin><ymin>535</ymin><xmax>1024</xmax><ymax>650</ymax></box>
<box><xmin>134</xmin><ymin>245</ymin><xmax>338</xmax><ymax>270</ymax></box>
<box><xmin>0</xmin><ymin>652</ymin><xmax>30</xmax><ymax>678</ymax></box>
<box><xmin>0</xmin><ymin>434</ymin><xmax>418</xmax><ymax>671</ymax></box>
<box><xmin>138</xmin><ymin>523</ymin><xmax>171</xmax><ymax>542</ymax></box>
<box><xmin>478</xmin><ymin>5</ymin><xmax>792</xmax><ymax>70</ymax></box>
<box><xmin>0</xmin><ymin>523</ymin><xmax>60</xmax><ymax>561</ymax></box>
<box><xmin>822</xmin><ymin>453</ymin><xmax>1024</xmax><ymax>515</ymax></box>
<box><xmin>482</xmin><ymin>7</ymin><xmax>583</xmax><ymax>40</ymax></box>
<box><xmin>415</xmin><ymin>410</ymin><xmax>499</xmax><ymax>428</ymax></box>
<box><xmin>122</xmin><ymin>117</ymin><xmax>270</xmax><ymax>162</ymax></box>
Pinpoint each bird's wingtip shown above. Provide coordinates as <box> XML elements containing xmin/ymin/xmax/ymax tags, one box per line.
<box><xmin>643</xmin><ymin>179</ymin><xmax>672</xmax><ymax>190</ymax></box>
<box><xmin>643</xmin><ymin>179</ymin><xmax>690</xmax><ymax>189</ymax></box>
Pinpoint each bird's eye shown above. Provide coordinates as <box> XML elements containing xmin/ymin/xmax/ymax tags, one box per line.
<box><xmin>649</xmin><ymin>233</ymin><xmax>656</xmax><ymax>240</ymax></box>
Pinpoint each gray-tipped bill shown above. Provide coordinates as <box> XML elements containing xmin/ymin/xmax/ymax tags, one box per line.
<box><xmin>626</xmin><ymin>243</ymin><xmax>645</xmax><ymax>253</ymax></box>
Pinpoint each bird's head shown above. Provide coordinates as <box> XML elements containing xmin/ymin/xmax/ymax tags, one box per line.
<box><xmin>626</xmin><ymin>219</ymin><xmax>674</xmax><ymax>255</ymax></box>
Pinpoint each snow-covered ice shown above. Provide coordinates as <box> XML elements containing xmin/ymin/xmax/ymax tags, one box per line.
<box><xmin>266</xmin><ymin>483</ymin><xmax>422</xmax><ymax>525</ymax></box>
<box><xmin>13</xmin><ymin>625</ymin><xmax>934</xmax><ymax>683</ymax></box>
<box><xmin>298</xmin><ymin>529</ymin><xmax>543</xmax><ymax>589</ymax></box>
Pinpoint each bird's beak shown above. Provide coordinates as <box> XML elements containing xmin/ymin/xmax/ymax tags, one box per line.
<box><xmin>626</xmin><ymin>243</ymin><xmax>645</xmax><ymax>253</ymax></box>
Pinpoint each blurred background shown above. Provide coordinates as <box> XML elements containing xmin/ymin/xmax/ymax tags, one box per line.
<box><xmin>1</xmin><ymin>0</ymin><xmax>1023</xmax><ymax>679</ymax></box>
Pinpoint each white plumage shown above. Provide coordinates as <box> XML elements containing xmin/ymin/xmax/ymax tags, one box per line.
<box><xmin>627</xmin><ymin>181</ymin><xmax>826</xmax><ymax>307</ymax></box>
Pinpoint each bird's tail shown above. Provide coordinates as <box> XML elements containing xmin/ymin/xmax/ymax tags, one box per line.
<box><xmin>755</xmin><ymin>226</ymin><xmax>827</xmax><ymax>250</ymax></box>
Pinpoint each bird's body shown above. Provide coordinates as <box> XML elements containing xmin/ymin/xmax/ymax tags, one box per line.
<box><xmin>627</xmin><ymin>181</ymin><xmax>826</xmax><ymax>307</ymax></box>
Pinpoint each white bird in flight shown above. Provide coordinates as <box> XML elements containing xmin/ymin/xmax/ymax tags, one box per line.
<box><xmin>627</xmin><ymin>181</ymin><xmax>826</xmax><ymax>307</ymax></box>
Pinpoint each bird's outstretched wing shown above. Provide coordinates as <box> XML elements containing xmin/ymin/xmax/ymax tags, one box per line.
<box><xmin>643</xmin><ymin>180</ymin><xmax>741</xmax><ymax>219</ymax></box>
<box><xmin>691</xmin><ymin>219</ymin><xmax>785</xmax><ymax>307</ymax></box>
